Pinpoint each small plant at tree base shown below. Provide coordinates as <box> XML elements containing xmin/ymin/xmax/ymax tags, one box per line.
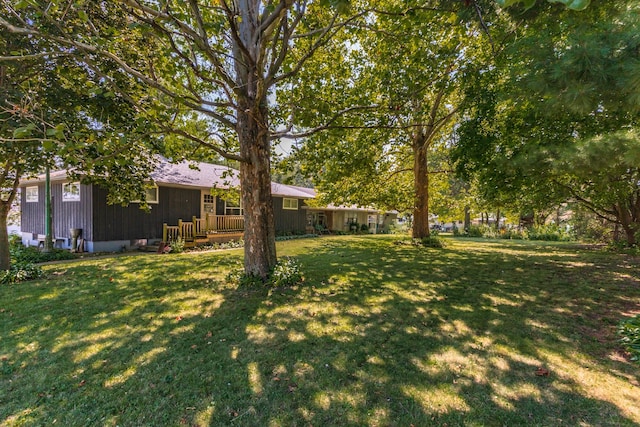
<box><xmin>269</xmin><ymin>256</ymin><xmax>303</xmax><ymax>288</ymax></box>
<box><xmin>396</xmin><ymin>236</ymin><xmax>445</xmax><ymax>248</ymax></box>
<box><xmin>227</xmin><ymin>257</ymin><xmax>304</xmax><ymax>288</ymax></box>
<box><xmin>418</xmin><ymin>236</ymin><xmax>445</xmax><ymax>248</ymax></box>
<box><xmin>618</xmin><ymin>315</ymin><xmax>640</xmax><ymax>362</ymax></box>
<box><xmin>0</xmin><ymin>263</ymin><xmax>44</xmax><ymax>285</ymax></box>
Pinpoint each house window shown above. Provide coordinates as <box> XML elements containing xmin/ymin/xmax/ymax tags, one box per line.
<box><xmin>203</xmin><ymin>194</ymin><xmax>215</xmax><ymax>214</ymax></box>
<box><xmin>225</xmin><ymin>199</ymin><xmax>243</xmax><ymax>215</ymax></box>
<box><xmin>25</xmin><ymin>186</ymin><xmax>39</xmax><ymax>203</ymax></box>
<box><xmin>133</xmin><ymin>185</ymin><xmax>159</xmax><ymax>204</ymax></box>
<box><xmin>62</xmin><ymin>182</ymin><xmax>81</xmax><ymax>201</ymax></box>
<box><xmin>144</xmin><ymin>186</ymin><xmax>159</xmax><ymax>204</ymax></box>
<box><xmin>283</xmin><ymin>198</ymin><xmax>298</xmax><ymax>210</ymax></box>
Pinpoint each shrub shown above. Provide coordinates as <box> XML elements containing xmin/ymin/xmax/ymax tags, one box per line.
<box><xmin>269</xmin><ymin>256</ymin><xmax>303</xmax><ymax>288</ymax></box>
<box><xmin>275</xmin><ymin>234</ymin><xmax>319</xmax><ymax>241</ymax></box>
<box><xmin>467</xmin><ymin>225</ymin><xmax>486</xmax><ymax>238</ymax></box>
<box><xmin>169</xmin><ymin>236</ymin><xmax>185</xmax><ymax>253</ymax></box>
<box><xmin>1</xmin><ymin>263</ymin><xmax>44</xmax><ymax>285</ymax></box>
<box><xmin>420</xmin><ymin>236</ymin><xmax>444</xmax><ymax>248</ymax></box>
<box><xmin>227</xmin><ymin>257</ymin><xmax>304</xmax><ymax>288</ymax></box>
<box><xmin>528</xmin><ymin>225</ymin><xmax>573</xmax><ymax>242</ymax></box>
<box><xmin>10</xmin><ymin>243</ymin><xmax>76</xmax><ymax>264</ymax></box>
<box><xmin>618</xmin><ymin>315</ymin><xmax>640</xmax><ymax>362</ymax></box>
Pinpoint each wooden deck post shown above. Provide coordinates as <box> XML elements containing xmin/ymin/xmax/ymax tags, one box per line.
<box><xmin>178</xmin><ymin>219</ymin><xmax>183</xmax><ymax>239</ymax></box>
<box><xmin>162</xmin><ymin>223</ymin><xmax>167</xmax><ymax>242</ymax></box>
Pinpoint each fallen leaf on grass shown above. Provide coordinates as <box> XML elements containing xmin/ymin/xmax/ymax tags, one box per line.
<box><xmin>535</xmin><ymin>367</ymin><xmax>550</xmax><ymax>376</ymax></box>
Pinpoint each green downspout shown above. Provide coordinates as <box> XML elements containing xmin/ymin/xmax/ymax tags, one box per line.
<box><xmin>44</xmin><ymin>164</ymin><xmax>53</xmax><ymax>252</ymax></box>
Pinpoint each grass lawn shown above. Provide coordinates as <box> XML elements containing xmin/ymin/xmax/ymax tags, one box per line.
<box><xmin>1</xmin><ymin>235</ymin><xmax>639</xmax><ymax>426</ymax></box>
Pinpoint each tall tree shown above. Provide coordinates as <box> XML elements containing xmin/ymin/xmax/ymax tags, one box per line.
<box><xmin>453</xmin><ymin>0</ymin><xmax>640</xmax><ymax>236</ymax></box>
<box><xmin>283</xmin><ymin>0</ymin><xmax>500</xmax><ymax>238</ymax></box>
<box><xmin>1</xmin><ymin>23</ymin><xmax>156</xmax><ymax>270</ymax></box>
<box><xmin>0</xmin><ymin>0</ymin><xmax>366</xmax><ymax>278</ymax></box>
<box><xmin>555</xmin><ymin>130</ymin><xmax>640</xmax><ymax>245</ymax></box>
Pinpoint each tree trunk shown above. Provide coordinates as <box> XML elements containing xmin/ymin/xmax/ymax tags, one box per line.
<box><xmin>464</xmin><ymin>206</ymin><xmax>471</xmax><ymax>232</ymax></box>
<box><xmin>0</xmin><ymin>202</ymin><xmax>10</xmax><ymax>271</ymax></box>
<box><xmin>238</xmin><ymin>108</ymin><xmax>277</xmax><ymax>279</ymax></box>
<box><xmin>495</xmin><ymin>209</ymin><xmax>500</xmax><ymax>230</ymax></box>
<box><xmin>235</xmin><ymin>0</ymin><xmax>277</xmax><ymax>279</ymax></box>
<box><xmin>614</xmin><ymin>204</ymin><xmax>637</xmax><ymax>246</ymax></box>
<box><xmin>412</xmin><ymin>139</ymin><xmax>430</xmax><ymax>239</ymax></box>
<box><xmin>621</xmin><ymin>224</ymin><xmax>636</xmax><ymax>246</ymax></box>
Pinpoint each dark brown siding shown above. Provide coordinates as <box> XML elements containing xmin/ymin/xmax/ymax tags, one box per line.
<box><xmin>92</xmin><ymin>185</ymin><xmax>200</xmax><ymax>241</ymax></box>
<box><xmin>51</xmin><ymin>182</ymin><xmax>93</xmax><ymax>241</ymax></box>
<box><xmin>20</xmin><ymin>183</ymin><xmax>45</xmax><ymax>236</ymax></box>
<box><xmin>20</xmin><ymin>182</ymin><xmax>93</xmax><ymax>240</ymax></box>
<box><xmin>273</xmin><ymin>197</ymin><xmax>308</xmax><ymax>234</ymax></box>
<box><xmin>215</xmin><ymin>196</ymin><xmax>225</xmax><ymax>216</ymax></box>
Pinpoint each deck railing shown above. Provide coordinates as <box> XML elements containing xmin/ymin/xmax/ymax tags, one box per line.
<box><xmin>163</xmin><ymin>214</ymin><xmax>244</xmax><ymax>243</ymax></box>
<box><xmin>206</xmin><ymin>214</ymin><xmax>244</xmax><ymax>232</ymax></box>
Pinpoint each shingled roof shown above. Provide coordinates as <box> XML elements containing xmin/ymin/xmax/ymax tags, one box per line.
<box><xmin>23</xmin><ymin>158</ymin><xmax>317</xmax><ymax>199</ymax></box>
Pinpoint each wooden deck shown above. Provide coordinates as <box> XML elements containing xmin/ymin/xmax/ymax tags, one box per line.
<box><xmin>162</xmin><ymin>214</ymin><xmax>244</xmax><ymax>247</ymax></box>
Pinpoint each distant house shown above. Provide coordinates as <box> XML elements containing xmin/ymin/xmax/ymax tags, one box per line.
<box><xmin>19</xmin><ymin>159</ymin><xmax>396</xmax><ymax>252</ymax></box>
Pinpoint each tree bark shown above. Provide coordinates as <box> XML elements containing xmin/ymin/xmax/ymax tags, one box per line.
<box><xmin>412</xmin><ymin>137</ymin><xmax>430</xmax><ymax>239</ymax></box>
<box><xmin>613</xmin><ymin>204</ymin><xmax>637</xmax><ymax>246</ymax></box>
<box><xmin>0</xmin><ymin>172</ymin><xmax>19</xmax><ymax>271</ymax></box>
<box><xmin>0</xmin><ymin>203</ymin><xmax>10</xmax><ymax>271</ymax></box>
<box><xmin>238</xmin><ymin>107</ymin><xmax>277</xmax><ymax>279</ymax></box>
<box><xmin>235</xmin><ymin>0</ymin><xmax>277</xmax><ymax>279</ymax></box>
<box><xmin>464</xmin><ymin>205</ymin><xmax>471</xmax><ymax>231</ymax></box>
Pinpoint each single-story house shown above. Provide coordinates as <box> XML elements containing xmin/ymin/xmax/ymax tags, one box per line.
<box><xmin>19</xmin><ymin>159</ymin><xmax>397</xmax><ymax>252</ymax></box>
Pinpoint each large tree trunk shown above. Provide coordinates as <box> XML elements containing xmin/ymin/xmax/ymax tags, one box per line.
<box><xmin>464</xmin><ymin>206</ymin><xmax>471</xmax><ymax>232</ymax></box>
<box><xmin>0</xmin><ymin>203</ymin><xmax>10</xmax><ymax>271</ymax></box>
<box><xmin>614</xmin><ymin>204</ymin><xmax>637</xmax><ymax>246</ymax></box>
<box><xmin>412</xmin><ymin>138</ymin><xmax>430</xmax><ymax>239</ymax></box>
<box><xmin>238</xmin><ymin>108</ymin><xmax>277</xmax><ymax>279</ymax></box>
<box><xmin>235</xmin><ymin>0</ymin><xmax>277</xmax><ymax>279</ymax></box>
<box><xmin>0</xmin><ymin>173</ymin><xmax>19</xmax><ymax>271</ymax></box>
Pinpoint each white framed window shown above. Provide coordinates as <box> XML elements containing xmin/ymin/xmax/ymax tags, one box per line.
<box><xmin>283</xmin><ymin>198</ymin><xmax>299</xmax><ymax>210</ymax></box>
<box><xmin>62</xmin><ymin>182</ymin><xmax>81</xmax><ymax>201</ymax></box>
<box><xmin>133</xmin><ymin>185</ymin><xmax>159</xmax><ymax>204</ymax></box>
<box><xmin>225</xmin><ymin>199</ymin><xmax>243</xmax><ymax>215</ymax></box>
<box><xmin>144</xmin><ymin>186</ymin><xmax>159</xmax><ymax>203</ymax></box>
<box><xmin>203</xmin><ymin>194</ymin><xmax>215</xmax><ymax>213</ymax></box>
<box><xmin>25</xmin><ymin>186</ymin><xmax>39</xmax><ymax>203</ymax></box>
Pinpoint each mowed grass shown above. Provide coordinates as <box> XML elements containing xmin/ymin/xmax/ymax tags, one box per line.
<box><xmin>1</xmin><ymin>235</ymin><xmax>640</xmax><ymax>426</ymax></box>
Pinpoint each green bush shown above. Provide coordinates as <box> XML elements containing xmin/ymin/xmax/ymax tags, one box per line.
<box><xmin>618</xmin><ymin>315</ymin><xmax>640</xmax><ymax>362</ymax></box>
<box><xmin>1</xmin><ymin>263</ymin><xmax>44</xmax><ymax>285</ymax></box>
<box><xmin>169</xmin><ymin>236</ymin><xmax>185</xmax><ymax>253</ymax></box>
<box><xmin>269</xmin><ymin>256</ymin><xmax>303</xmax><ymax>288</ymax></box>
<box><xmin>467</xmin><ymin>225</ymin><xmax>486</xmax><ymax>238</ymax></box>
<box><xmin>275</xmin><ymin>234</ymin><xmax>319</xmax><ymax>241</ymax></box>
<box><xmin>10</xmin><ymin>242</ymin><xmax>76</xmax><ymax>264</ymax></box>
<box><xmin>421</xmin><ymin>236</ymin><xmax>444</xmax><ymax>248</ymax></box>
<box><xmin>227</xmin><ymin>256</ymin><xmax>304</xmax><ymax>288</ymax></box>
<box><xmin>528</xmin><ymin>225</ymin><xmax>573</xmax><ymax>241</ymax></box>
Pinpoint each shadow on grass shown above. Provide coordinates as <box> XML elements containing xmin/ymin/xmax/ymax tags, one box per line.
<box><xmin>1</xmin><ymin>237</ymin><xmax>639</xmax><ymax>426</ymax></box>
